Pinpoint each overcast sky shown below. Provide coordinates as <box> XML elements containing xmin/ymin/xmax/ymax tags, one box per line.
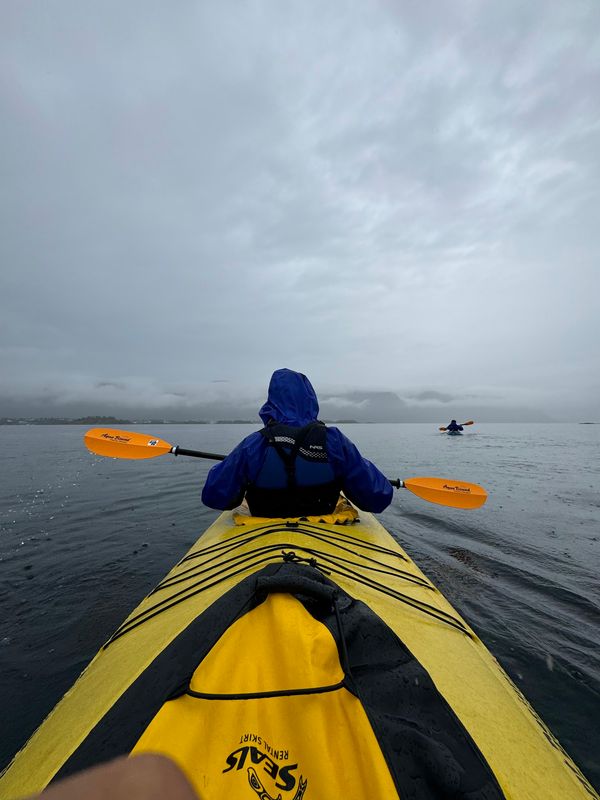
<box><xmin>1</xmin><ymin>0</ymin><xmax>599</xmax><ymax>420</ymax></box>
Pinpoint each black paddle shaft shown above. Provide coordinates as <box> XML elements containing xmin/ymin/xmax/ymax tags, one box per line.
<box><xmin>171</xmin><ymin>446</ymin><xmax>226</xmax><ymax>461</ymax></box>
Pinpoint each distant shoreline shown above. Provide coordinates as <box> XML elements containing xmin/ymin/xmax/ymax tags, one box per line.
<box><xmin>1</xmin><ymin>417</ymin><xmax>592</xmax><ymax>426</ymax></box>
<box><xmin>0</xmin><ymin>417</ymin><xmax>363</xmax><ymax>426</ymax></box>
<box><xmin>0</xmin><ymin>417</ymin><xmax>210</xmax><ymax>426</ymax></box>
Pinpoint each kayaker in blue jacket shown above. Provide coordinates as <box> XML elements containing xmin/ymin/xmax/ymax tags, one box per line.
<box><xmin>446</xmin><ymin>420</ymin><xmax>464</xmax><ymax>432</ymax></box>
<box><xmin>202</xmin><ymin>368</ymin><xmax>393</xmax><ymax>516</ymax></box>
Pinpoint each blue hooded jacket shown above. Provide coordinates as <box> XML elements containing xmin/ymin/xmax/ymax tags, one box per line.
<box><xmin>202</xmin><ymin>368</ymin><xmax>393</xmax><ymax>514</ymax></box>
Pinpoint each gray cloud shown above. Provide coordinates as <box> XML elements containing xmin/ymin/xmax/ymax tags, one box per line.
<box><xmin>408</xmin><ymin>391</ymin><xmax>456</xmax><ymax>404</ymax></box>
<box><xmin>1</xmin><ymin>0</ymin><xmax>599</xmax><ymax>420</ymax></box>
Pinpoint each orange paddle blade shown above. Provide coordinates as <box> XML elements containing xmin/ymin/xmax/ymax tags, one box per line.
<box><xmin>84</xmin><ymin>428</ymin><xmax>173</xmax><ymax>459</ymax></box>
<box><xmin>462</xmin><ymin>420</ymin><xmax>474</xmax><ymax>426</ymax></box>
<box><xmin>438</xmin><ymin>427</ymin><xmax>447</xmax><ymax>431</ymax></box>
<box><xmin>403</xmin><ymin>477</ymin><xmax>487</xmax><ymax>509</ymax></box>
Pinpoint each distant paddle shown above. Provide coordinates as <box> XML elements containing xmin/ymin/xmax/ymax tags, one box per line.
<box><xmin>439</xmin><ymin>420</ymin><xmax>474</xmax><ymax>432</ymax></box>
<box><xmin>84</xmin><ymin>428</ymin><xmax>488</xmax><ymax>510</ymax></box>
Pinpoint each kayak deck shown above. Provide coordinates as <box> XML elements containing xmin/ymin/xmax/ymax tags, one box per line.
<box><xmin>0</xmin><ymin>510</ymin><xmax>597</xmax><ymax>799</ymax></box>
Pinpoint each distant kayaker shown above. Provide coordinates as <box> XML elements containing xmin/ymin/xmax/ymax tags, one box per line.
<box><xmin>202</xmin><ymin>368</ymin><xmax>393</xmax><ymax>516</ymax></box>
<box><xmin>446</xmin><ymin>420</ymin><xmax>464</xmax><ymax>432</ymax></box>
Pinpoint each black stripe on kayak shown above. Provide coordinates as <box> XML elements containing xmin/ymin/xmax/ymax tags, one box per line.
<box><xmin>53</xmin><ymin>562</ymin><xmax>505</xmax><ymax>799</ymax></box>
<box><xmin>180</xmin><ymin>520</ymin><xmax>410</xmax><ymax>558</ymax></box>
<box><xmin>103</xmin><ymin>523</ymin><xmax>468</xmax><ymax>645</ymax></box>
<box><xmin>104</xmin><ymin>547</ymin><xmax>469</xmax><ymax>644</ymax></box>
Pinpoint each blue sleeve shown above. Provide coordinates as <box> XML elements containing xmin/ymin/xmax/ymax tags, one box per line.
<box><xmin>201</xmin><ymin>433</ymin><xmax>264</xmax><ymax>510</ymax></box>
<box><xmin>327</xmin><ymin>428</ymin><xmax>393</xmax><ymax>513</ymax></box>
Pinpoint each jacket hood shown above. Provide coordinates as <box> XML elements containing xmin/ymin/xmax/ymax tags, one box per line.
<box><xmin>259</xmin><ymin>369</ymin><xmax>319</xmax><ymax>426</ymax></box>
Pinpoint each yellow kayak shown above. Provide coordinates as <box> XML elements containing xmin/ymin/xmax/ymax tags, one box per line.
<box><xmin>1</xmin><ymin>502</ymin><xmax>597</xmax><ymax>800</ymax></box>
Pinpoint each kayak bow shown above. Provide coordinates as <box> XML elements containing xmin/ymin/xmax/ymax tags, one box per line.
<box><xmin>1</xmin><ymin>503</ymin><xmax>596</xmax><ymax>800</ymax></box>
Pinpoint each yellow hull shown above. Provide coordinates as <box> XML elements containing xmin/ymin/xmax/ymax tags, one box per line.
<box><xmin>0</xmin><ymin>509</ymin><xmax>596</xmax><ymax>800</ymax></box>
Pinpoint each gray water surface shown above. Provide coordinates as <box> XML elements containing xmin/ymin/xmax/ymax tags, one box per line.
<box><xmin>1</xmin><ymin>423</ymin><xmax>599</xmax><ymax>788</ymax></box>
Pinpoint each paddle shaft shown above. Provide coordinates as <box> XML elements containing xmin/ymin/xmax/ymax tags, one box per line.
<box><xmin>172</xmin><ymin>446</ymin><xmax>225</xmax><ymax>461</ymax></box>
<box><xmin>83</xmin><ymin>429</ymin><xmax>487</xmax><ymax>508</ymax></box>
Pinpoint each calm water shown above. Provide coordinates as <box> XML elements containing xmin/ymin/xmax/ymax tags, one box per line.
<box><xmin>1</xmin><ymin>423</ymin><xmax>599</xmax><ymax>788</ymax></box>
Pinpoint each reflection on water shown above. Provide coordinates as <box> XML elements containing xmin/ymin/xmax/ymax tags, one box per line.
<box><xmin>0</xmin><ymin>422</ymin><xmax>599</xmax><ymax>787</ymax></box>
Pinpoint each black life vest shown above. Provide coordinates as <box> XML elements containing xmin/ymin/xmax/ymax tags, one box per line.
<box><xmin>245</xmin><ymin>422</ymin><xmax>341</xmax><ymax>518</ymax></box>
